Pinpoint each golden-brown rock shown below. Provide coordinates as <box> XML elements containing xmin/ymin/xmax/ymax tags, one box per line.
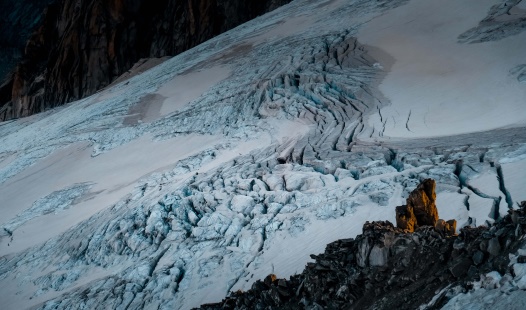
<box><xmin>446</xmin><ymin>219</ymin><xmax>457</xmax><ymax>235</ymax></box>
<box><xmin>395</xmin><ymin>205</ymin><xmax>417</xmax><ymax>232</ymax></box>
<box><xmin>406</xmin><ymin>178</ymin><xmax>438</xmax><ymax>227</ymax></box>
<box><xmin>396</xmin><ymin>179</ymin><xmax>439</xmax><ymax>231</ymax></box>
<box><xmin>435</xmin><ymin>218</ymin><xmax>457</xmax><ymax>236</ymax></box>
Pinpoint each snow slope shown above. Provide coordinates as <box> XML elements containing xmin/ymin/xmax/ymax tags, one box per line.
<box><xmin>0</xmin><ymin>0</ymin><xmax>525</xmax><ymax>309</ymax></box>
<box><xmin>360</xmin><ymin>0</ymin><xmax>526</xmax><ymax>138</ymax></box>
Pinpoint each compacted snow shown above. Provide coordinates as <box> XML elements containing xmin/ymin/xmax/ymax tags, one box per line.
<box><xmin>0</xmin><ymin>0</ymin><xmax>525</xmax><ymax>309</ymax></box>
<box><xmin>360</xmin><ymin>0</ymin><xmax>526</xmax><ymax>138</ymax></box>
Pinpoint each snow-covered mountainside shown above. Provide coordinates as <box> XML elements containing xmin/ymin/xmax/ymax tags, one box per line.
<box><xmin>0</xmin><ymin>0</ymin><xmax>525</xmax><ymax>309</ymax></box>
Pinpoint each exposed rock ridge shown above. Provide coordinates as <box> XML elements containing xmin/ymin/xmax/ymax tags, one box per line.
<box><xmin>396</xmin><ymin>178</ymin><xmax>438</xmax><ymax>231</ymax></box>
<box><xmin>395</xmin><ymin>178</ymin><xmax>456</xmax><ymax>235</ymax></box>
<box><xmin>197</xmin><ymin>181</ymin><xmax>526</xmax><ymax>310</ymax></box>
<box><xmin>0</xmin><ymin>0</ymin><xmax>292</xmax><ymax>121</ymax></box>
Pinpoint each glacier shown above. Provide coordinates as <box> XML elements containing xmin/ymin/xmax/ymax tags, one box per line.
<box><xmin>0</xmin><ymin>0</ymin><xmax>525</xmax><ymax>309</ymax></box>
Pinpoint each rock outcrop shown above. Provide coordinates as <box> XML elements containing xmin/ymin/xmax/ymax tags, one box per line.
<box><xmin>407</xmin><ymin>178</ymin><xmax>438</xmax><ymax>226</ymax></box>
<box><xmin>396</xmin><ymin>178</ymin><xmax>439</xmax><ymax>231</ymax></box>
<box><xmin>197</xmin><ymin>181</ymin><xmax>526</xmax><ymax>309</ymax></box>
<box><xmin>0</xmin><ymin>0</ymin><xmax>292</xmax><ymax>120</ymax></box>
<box><xmin>395</xmin><ymin>178</ymin><xmax>457</xmax><ymax>235</ymax></box>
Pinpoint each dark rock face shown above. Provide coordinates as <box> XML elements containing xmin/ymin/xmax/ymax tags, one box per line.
<box><xmin>197</xmin><ymin>182</ymin><xmax>526</xmax><ymax>309</ymax></box>
<box><xmin>0</xmin><ymin>0</ymin><xmax>292</xmax><ymax>120</ymax></box>
<box><xmin>0</xmin><ymin>0</ymin><xmax>56</xmax><ymax>118</ymax></box>
<box><xmin>0</xmin><ymin>0</ymin><xmax>55</xmax><ymax>82</ymax></box>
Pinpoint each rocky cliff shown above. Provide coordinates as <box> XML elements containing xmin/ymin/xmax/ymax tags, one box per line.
<box><xmin>0</xmin><ymin>0</ymin><xmax>56</xmax><ymax>116</ymax></box>
<box><xmin>198</xmin><ymin>180</ymin><xmax>526</xmax><ymax>310</ymax></box>
<box><xmin>0</xmin><ymin>0</ymin><xmax>291</xmax><ymax>120</ymax></box>
<box><xmin>0</xmin><ymin>0</ymin><xmax>55</xmax><ymax>80</ymax></box>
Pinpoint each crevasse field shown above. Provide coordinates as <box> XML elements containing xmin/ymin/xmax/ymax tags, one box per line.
<box><xmin>1</xmin><ymin>0</ymin><xmax>525</xmax><ymax>309</ymax></box>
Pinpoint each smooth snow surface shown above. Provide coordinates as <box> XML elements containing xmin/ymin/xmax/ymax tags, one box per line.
<box><xmin>156</xmin><ymin>66</ymin><xmax>232</xmax><ymax>118</ymax></box>
<box><xmin>360</xmin><ymin>0</ymin><xmax>526</xmax><ymax>138</ymax></box>
<box><xmin>0</xmin><ymin>0</ymin><xmax>525</xmax><ymax>309</ymax></box>
<box><xmin>501</xmin><ymin>159</ymin><xmax>526</xmax><ymax>205</ymax></box>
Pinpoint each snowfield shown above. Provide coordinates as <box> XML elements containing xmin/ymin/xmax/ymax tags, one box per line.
<box><xmin>0</xmin><ymin>0</ymin><xmax>525</xmax><ymax>309</ymax></box>
<box><xmin>361</xmin><ymin>0</ymin><xmax>526</xmax><ymax>138</ymax></box>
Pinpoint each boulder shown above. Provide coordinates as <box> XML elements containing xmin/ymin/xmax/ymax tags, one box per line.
<box><xmin>264</xmin><ymin>274</ymin><xmax>277</xmax><ymax>287</ymax></box>
<box><xmin>435</xmin><ymin>219</ymin><xmax>457</xmax><ymax>236</ymax></box>
<box><xmin>472</xmin><ymin>250</ymin><xmax>484</xmax><ymax>265</ymax></box>
<box><xmin>369</xmin><ymin>245</ymin><xmax>389</xmax><ymax>267</ymax></box>
<box><xmin>446</xmin><ymin>219</ymin><xmax>457</xmax><ymax>235</ymax></box>
<box><xmin>487</xmin><ymin>237</ymin><xmax>501</xmax><ymax>256</ymax></box>
<box><xmin>435</xmin><ymin>219</ymin><xmax>446</xmax><ymax>231</ymax></box>
<box><xmin>449</xmin><ymin>257</ymin><xmax>472</xmax><ymax>278</ymax></box>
